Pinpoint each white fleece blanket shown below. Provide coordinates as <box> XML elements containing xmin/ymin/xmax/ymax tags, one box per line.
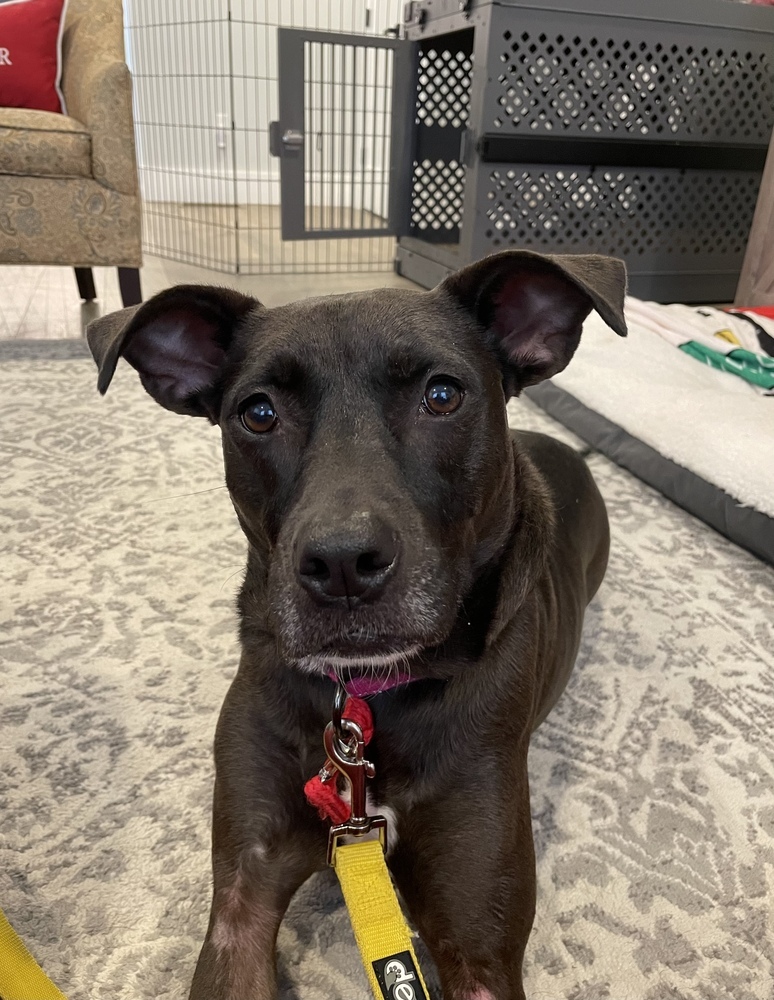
<box><xmin>551</xmin><ymin>303</ymin><xmax>774</xmax><ymax>518</ymax></box>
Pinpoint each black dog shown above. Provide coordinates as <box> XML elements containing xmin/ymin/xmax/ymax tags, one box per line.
<box><xmin>87</xmin><ymin>249</ymin><xmax>626</xmax><ymax>1000</ymax></box>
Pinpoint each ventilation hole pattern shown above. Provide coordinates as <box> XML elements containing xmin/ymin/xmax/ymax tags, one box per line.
<box><xmin>493</xmin><ymin>32</ymin><xmax>774</xmax><ymax>141</ymax></box>
<box><xmin>485</xmin><ymin>168</ymin><xmax>761</xmax><ymax>256</ymax></box>
<box><xmin>416</xmin><ymin>48</ymin><xmax>473</xmax><ymax>128</ymax></box>
<box><xmin>411</xmin><ymin>159</ymin><xmax>466</xmax><ymax>231</ymax></box>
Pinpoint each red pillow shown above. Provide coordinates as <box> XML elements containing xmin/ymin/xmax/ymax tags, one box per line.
<box><xmin>0</xmin><ymin>0</ymin><xmax>68</xmax><ymax>114</ymax></box>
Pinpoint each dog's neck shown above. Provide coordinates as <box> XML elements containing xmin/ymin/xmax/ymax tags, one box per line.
<box><xmin>483</xmin><ymin>441</ymin><xmax>555</xmax><ymax>648</ymax></box>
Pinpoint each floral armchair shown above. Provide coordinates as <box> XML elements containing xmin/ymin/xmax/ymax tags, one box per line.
<box><xmin>0</xmin><ymin>0</ymin><xmax>142</xmax><ymax>306</ymax></box>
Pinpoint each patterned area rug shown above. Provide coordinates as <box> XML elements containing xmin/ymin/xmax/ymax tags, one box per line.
<box><xmin>2</xmin><ymin>344</ymin><xmax>774</xmax><ymax>1000</ymax></box>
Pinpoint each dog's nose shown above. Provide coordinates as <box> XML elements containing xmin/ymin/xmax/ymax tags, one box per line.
<box><xmin>297</xmin><ymin>517</ymin><xmax>399</xmax><ymax>605</ymax></box>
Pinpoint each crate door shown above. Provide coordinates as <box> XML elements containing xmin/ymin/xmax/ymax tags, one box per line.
<box><xmin>274</xmin><ymin>28</ymin><xmax>413</xmax><ymax>241</ymax></box>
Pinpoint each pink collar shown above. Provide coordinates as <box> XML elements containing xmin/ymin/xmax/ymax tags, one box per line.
<box><xmin>328</xmin><ymin>670</ymin><xmax>414</xmax><ymax>697</ymax></box>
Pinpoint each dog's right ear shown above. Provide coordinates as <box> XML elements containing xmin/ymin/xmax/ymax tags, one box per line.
<box><xmin>86</xmin><ymin>285</ymin><xmax>258</xmax><ymax>419</ymax></box>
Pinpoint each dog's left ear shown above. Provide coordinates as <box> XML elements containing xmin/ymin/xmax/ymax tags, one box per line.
<box><xmin>439</xmin><ymin>250</ymin><xmax>627</xmax><ymax>393</ymax></box>
<box><xmin>86</xmin><ymin>284</ymin><xmax>258</xmax><ymax>418</ymax></box>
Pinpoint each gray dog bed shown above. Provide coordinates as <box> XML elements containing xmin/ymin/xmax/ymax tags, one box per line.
<box><xmin>527</xmin><ymin>309</ymin><xmax>774</xmax><ymax>566</ymax></box>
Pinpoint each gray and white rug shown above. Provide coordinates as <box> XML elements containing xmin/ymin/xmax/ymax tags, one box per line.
<box><xmin>2</xmin><ymin>344</ymin><xmax>773</xmax><ymax>1000</ymax></box>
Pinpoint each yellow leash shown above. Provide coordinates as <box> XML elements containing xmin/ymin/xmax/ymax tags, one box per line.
<box><xmin>0</xmin><ymin>907</ymin><xmax>67</xmax><ymax>1000</ymax></box>
<box><xmin>333</xmin><ymin>839</ymin><xmax>429</xmax><ymax>1000</ymax></box>
<box><xmin>315</xmin><ymin>688</ymin><xmax>430</xmax><ymax>1000</ymax></box>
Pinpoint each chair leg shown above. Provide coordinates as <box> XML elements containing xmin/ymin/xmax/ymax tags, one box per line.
<box><xmin>118</xmin><ymin>267</ymin><xmax>142</xmax><ymax>307</ymax></box>
<box><xmin>74</xmin><ymin>267</ymin><xmax>97</xmax><ymax>301</ymax></box>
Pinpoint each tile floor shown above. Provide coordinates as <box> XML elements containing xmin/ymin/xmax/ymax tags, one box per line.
<box><xmin>0</xmin><ymin>256</ymin><xmax>417</xmax><ymax>340</ymax></box>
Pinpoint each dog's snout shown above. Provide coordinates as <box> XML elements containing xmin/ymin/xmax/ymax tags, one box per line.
<box><xmin>297</xmin><ymin>517</ymin><xmax>399</xmax><ymax>605</ymax></box>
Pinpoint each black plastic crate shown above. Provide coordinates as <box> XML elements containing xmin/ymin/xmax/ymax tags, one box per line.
<box><xmin>398</xmin><ymin>0</ymin><xmax>774</xmax><ymax>301</ymax></box>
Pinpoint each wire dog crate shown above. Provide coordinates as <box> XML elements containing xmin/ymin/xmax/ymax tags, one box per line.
<box><xmin>124</xmin><ymin>0</ymin><xmax>403</xmax><ymax>275</ymax></box>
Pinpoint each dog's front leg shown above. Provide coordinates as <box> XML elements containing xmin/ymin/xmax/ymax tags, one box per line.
<box><xmin>188</xmin><ymin>668</ymin><xmax>327</xmax><ymax>1000</ymax></box>
<box><xmin>391</xmin><ymin>757</ymin><xmax>535</xmax><ymax>1000</ymax></box>
<box><xmin>189</xmin><ymin>778</ymin><xmax>323</xmax><ymax>1000</ymax></box>
<box><xmin>189</xmin><ymin>863</ymin><xmax>284</xmax><ymax>1000</ymax></box>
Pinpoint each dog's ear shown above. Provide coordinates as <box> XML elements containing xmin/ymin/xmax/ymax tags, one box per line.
<box><xmin>439</xmin><ymin>250</ymin><xmax>627</xmax><ymax>393</ymax></box>
<box><xmin>86</xmin><ymin>285</ymin><xmax>258</xmax><ymax>418</ymax></box>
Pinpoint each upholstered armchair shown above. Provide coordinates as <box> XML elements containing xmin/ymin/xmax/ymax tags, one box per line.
<box><xmin>0</xmin><ymin>0</ymin><xmax>142</xmax><ymax>306</ymax></box>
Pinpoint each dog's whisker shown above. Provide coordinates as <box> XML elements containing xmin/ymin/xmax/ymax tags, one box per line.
<box><xmin>219</xmin><ymin>567</ymin><xmax>245</xmax><ymax>592</ymax></box>
<box><xmin>141</xmin><ymin>484</ymin><xmax>228</xmax><ymax>505</ymax></box>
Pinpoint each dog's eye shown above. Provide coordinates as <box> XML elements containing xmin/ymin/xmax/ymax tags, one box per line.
<box><xmin>423</xmin><ymin>379</ymin><xmax>463</xmax><ymax>416</ymax></box>
<box><xmin>240</xmin><ymin>395</ymin><xmax>278</xmax><ymax>433</ymax></box>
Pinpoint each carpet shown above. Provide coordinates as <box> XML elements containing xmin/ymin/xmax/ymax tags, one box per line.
<box><xmin>2</xmin><ymin>343</ymin><xmax>774</xmax><ymax>1000</ymax></box>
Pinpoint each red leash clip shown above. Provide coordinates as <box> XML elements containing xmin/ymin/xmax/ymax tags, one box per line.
<box><xmin>303</xmin><ymin>691</ymin><xmax>387</xmax><ymax>864</ymax></box>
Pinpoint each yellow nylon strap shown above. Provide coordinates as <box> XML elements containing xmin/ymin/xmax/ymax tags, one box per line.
<box><xmin>333</xmin><ymin>838</ymin><xmax>429</xmax><ymax>1000</ymax></box>
<box><xmin>0</xmin><ymin>906</ymin><xmax>67</xmax><ymax>1000</ymax></box>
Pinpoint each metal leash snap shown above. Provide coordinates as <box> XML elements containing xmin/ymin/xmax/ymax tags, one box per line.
<box><xmin>324</xmin><ymin>690</ymin><xmax>387</xmax><ymax>865</ymax></box>
<box><xmin>331</xmin><ymin>681</ymin><xmax>349</xmax><ymax>747</ymax></box>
